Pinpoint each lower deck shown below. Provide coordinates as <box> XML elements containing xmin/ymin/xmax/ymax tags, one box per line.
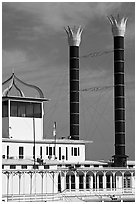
<box><xmin>2</xmin><ymin>165</ymin><xmax>135</xmax><ymax>202</ymax></box>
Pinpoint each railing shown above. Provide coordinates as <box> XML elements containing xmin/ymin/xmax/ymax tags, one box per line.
<box><xmin>2</xmin><ymin>187</ymin><xmax>135</xmax><ymax>202</ymax></box>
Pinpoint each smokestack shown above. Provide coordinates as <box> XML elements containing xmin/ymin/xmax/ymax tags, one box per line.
<box><xmin>65</xmin><ymin>26</ymin><xmax>83</xmax><ymax>140</ymax></box>
<box><xmin>108</xmin><ymin>15</ymin><xmax>128</xmax><ymax>167</ymax></box>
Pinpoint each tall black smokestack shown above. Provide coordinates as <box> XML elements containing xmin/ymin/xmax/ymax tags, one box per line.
<box><xmin>108</xmin><ymin>15</ymin><xmax>128</xmax><ymax>167</ymax></box>
<box><xmin>65</xmin><ymin>26</ymin><xmax>83</xmax><ymax>140</ymax></box>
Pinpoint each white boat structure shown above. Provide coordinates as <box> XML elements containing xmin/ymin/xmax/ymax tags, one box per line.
<box><xmin>2</xmin><ymin>15</ymin><xmax>135</xmax><ymax>202</ymax></box>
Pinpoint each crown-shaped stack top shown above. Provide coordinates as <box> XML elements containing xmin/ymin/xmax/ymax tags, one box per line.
<box><xmin>108</xmin><ymin>15</ymin><xmax>128</xmax><ymax>37</ymax></box>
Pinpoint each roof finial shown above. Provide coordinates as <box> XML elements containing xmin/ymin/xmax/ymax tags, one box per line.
<box><xmin>12</xmin><ymin>68</ymin><xmax>15</xmax><ymax>75</ymax></box>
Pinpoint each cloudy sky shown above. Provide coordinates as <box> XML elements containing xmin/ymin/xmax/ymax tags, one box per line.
<box><xmin>2</xmin><ymin>2</ymin><xmax>135</xmax><ymax>161</ymax></box>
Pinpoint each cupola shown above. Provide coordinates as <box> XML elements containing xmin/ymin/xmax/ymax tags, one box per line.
<box><xmin>2</xmin><ymin>72</ymin><xmax>49</xmax><ymax>141</ymax></box>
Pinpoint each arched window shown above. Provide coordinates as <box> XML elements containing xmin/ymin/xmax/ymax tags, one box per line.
<box><xmin>58</xmin><ymin>173</ymin><xmax>61</xmax><ymax>192</ymax></box>
<box><xmin>124</xmin><ymin>171</ymin><xmax>131</xmax><ymax>188</ymax></box>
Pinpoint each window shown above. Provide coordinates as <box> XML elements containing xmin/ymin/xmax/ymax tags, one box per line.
<box><xmin>44</xmin><ymin>165</ymin><xmax>49</xmax><ymax>169</ymax></box>
<box><xmin>18</xmin><ymin>102</ymin><xmax>25</xmax><ymax>117</ymax></box>
<box><xmin>49</xmin><ymin>147</ymin><xmax>52</xmax><ymax>156</ymax></box>
<box><xmin>84</xmin><ymin>164</ymin><xmax>90</xmax><ymax>167</ymax></box>
<box><xmin>19</xmin><ymin>147</ymin><xmax>24</xmax><ymax>159</ymax></box>
<box><xmin>21</xmin><ymin>165</ymin><xmax>27</xmax><ymax>169</ymax></box>
<box><xmin>71</xmin><ymin>147</ymin><xmax>79</xmax><ymax>156</ymax></box>
<box><xmin>71</xmin><ymin>147</ymin><xmax>73</xmax><ymax>156</ymax></box>
<box><xmin>26</xmin><ymin>103</ymin><xmax>33</xmax><ymax>117</ymax></box>
<box><xmin>33</xmin><ymin>103</ymin><xmax>42</xmax><ymax>118</ymax></box>
<box><xmin>10</xmin><ymin>165</ymin><xmax>16</xmax><ymax>169</ymax></box>
<box><xmin>10</xmin><ymin>101</ymin><xmax>18</xmax><ymax>116</ymax></box>
<box><xmin>79</xmin><ymin>175</ymin><xmax>84</xmax><ymax>189</ymax></box>
<box><xmin>40</xmin><ymin>146</ymin><xmax>42</xmax><ymax>158</ymax></box>
<box><xmin>53</xmin><ymin>147</ymin><xmax>55</xmax><ymax>155</ymax></box>
<box><xmin>33</xmin><ymin>146</ymin><xmax>35</xmax><ymax>159</ymax></box>
<box><xmin>10</xmin><ymin>101</ymin><xmax>42</xmax><ymax>118</ymax></box>
<box><xmin>74</xmin><ymin>148</ymin><xmax>77</xmax><ymax>156</ymax></box>
<box><xmin>78</xmin><ymin>147</ymin><xmax>80</xmax><ymax>156</ymax></box>
<box><xmin>66</xmin><ymin>147</ymin><xmax>68</xmax><ymax>160</ymax></box>
<box><xmin>7</xmin><ymin>146</ymin><xmax>9</xmax><ymax>159</ymax></box>
<box><xmin>71</xmin><ymin>175</ymin><xmax>75</xmax><ymax>189</ymax></box>
<box><xmin>66</xmin><ymin>175</ymin><xmax>69</xmax><ymax>189</ymax></box>
<box><xmin>59</xmin><ymin>147</ymin><xmax>61</xmax><ymax>160</ymax></box>
<box><xmin>2</xmin><ymin>101</ymin><xmax>8</xmax><ymax>117</ymax></box>
<box><xmin>2</xmin><ymin>165</ymin><xmax>4</xmax><ymax>169</ymax></box>
<box><xmin>46</xmin><ymin>147</ymin><xmax>48</xmax><ymax>155</ymax></box>
<box><xmin>33</xmin><ymin>165</ymin><xmax>38</xmax><ymax>169</ymax></box>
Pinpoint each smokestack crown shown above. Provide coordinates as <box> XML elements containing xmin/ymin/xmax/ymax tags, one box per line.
<box><xmin>65</xmin><ymin>26</ymin><xmax>83</xmax><ymax>46</ymax></box>
<box><xmin>108</xmin><ymin>15</ymin><xmax>128</xmax><ymax>37</ymax></box>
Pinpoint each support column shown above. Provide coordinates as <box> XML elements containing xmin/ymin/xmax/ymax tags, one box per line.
<box><xmin>23</xmin><ymin>173</ymin><xmax>25</xmax><ymax>195</ymax></box>
<box><xmin>61</xmin><ymin>171</ymin><xmax>66</xmax><ymax>192</ymax></box>
<box><xmin>131</xmin><ymin>172</ymin><xmax>135</xmax><ymax>192</ymax></box>
<box><xmin>112</xmin><ymin>172</ymin><xmax>116</xmax><ymax>190</ymax></box>
<box><xmin>122</xmin><ymin>172</ymin><xmax>125</xmax><ymax>190</ymax></box>
<box><xmin>94</xmin><ymin>172</ymin><xmax>97</xmax><ymax>190</ymax></box>
<box><xmin>65</xmin><ymin>26</ymin><xmax>83</xmax><ymax>140</ymax></box>
<box><xmin>83</xmin><ymin>172</ymin><xmax>86</xmax><ymax>190</ymax></box>
<box><xmin>7</xmin><ymin>173</ymin><xmax>9</xmax><ymax>202</ymax></box>
<box><xmin>30</xmin><ymin>173</ymin><xmax>32</xmax><ymax>195</ymax></box>
<box><xmin>110</xmin><ymin>175</ymin><xmax>113</xmax><ymax>190</ymax></box>
<box><xmin>103</xmin><ymin>172</ymin><xmax>106</xmax><ymax>190</ymax></box>
<box><xmin>108</xmin><ymin>15</ymin><xmax>128</xmax><ymax>167</ymax></box>
<box><xmin>19</xmin><ymin>173</ymin><xmax>21</xmax><ymax>196</ymax></box>
<box><xmin>75</xmin><ymin>172</ymin><xmax>79</xmax><ymax>191</ymax></box>
<box><xmin>97</xmin><ymin>175</ymin><xmax>99</xmax><ymax>190</ymax></box>
<box><xmin>90</xmin><ymin>175</ymin><xmax>93</xmax><ymax>189</ymax></box>
<box><xmin>41</xmin><ymin>172</ymin><xmax>44</xmax><ymax>195</ymax></box>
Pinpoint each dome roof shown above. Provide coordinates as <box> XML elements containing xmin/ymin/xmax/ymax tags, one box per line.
<box><xmin>2</xmin><ymin>72</ymin><xmax>45</xmax><ymax>98</ymax></box>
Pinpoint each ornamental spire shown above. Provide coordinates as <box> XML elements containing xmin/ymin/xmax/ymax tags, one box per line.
<box><xmin>108</xmin><ymin>14</ymin><xmax>128</xmax><ymax>37</ymax></box>
<box><xmin>64</xmin><ymin>26</ymin><xmax>83</xmax><ymax>46</ymax></box>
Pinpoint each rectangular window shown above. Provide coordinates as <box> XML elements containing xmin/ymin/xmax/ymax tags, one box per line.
<box><xmin>19</xmin><ymin>147</ymin><xmax>24</xmax><ymax>159</ymax></box>
<box><xmin>78</xmin><ymin>147</ymin><xmax>80</xmax><ymax>156</ymax></box>
<box><xmin>79</xmin><ymin>175</ymin><xmax>84</xmax><ymax>189</ymax></box>
<box><xmin>2</xmin><ymin>101</ymin><xmax>8</xmax><ymax>117</ymax></box>
<box><xmin>66</xmin><ymin>147</ymin><xmax>68</xmax><ymax>160</ymax></box>
<box><xmin>10</xmin><ymin>165</ymin><xmax>16</xmax><ymax>169</ymax></box>
<box><xmin>74</xmin><ymin>148</ymin><xmax>77</xmax><ymax>156</ymax></box>
<box><xmin>71</xmin><ymin>147</ymin><xmax>73</xmax><ymax>156</ymax></box>
<box><xmin>10</xmin><ymin>101</ymin><xmax>42</xmax><ymax>118</ymax></box>
<box><xmin>66</xmin><ymin>175</ymin><xmax>69</xmax><ymax>189</ymax></box>
<box><xmin>44</xmin><ymin>165</ymin><xmax>49</xmax><ymax>169</ymax></box>
<box><xmin>59</xmin><ymin>147</ymin><xmax>61</xmax><ymax>160</ymax></box>
<box><xmin>49</xmin><ymin>147</ymin><xmax>52</xmax><ymax>156</ymax></box>
<box><xmin>10</xmin><ymin>101</ymin><xmax>18</xmax><ymax>116</ymax></box>
<box><xmin>7</xmin><ymin>146</ymin><xmax>9</xmax><ymax>159</ymax></box>
<box><xmin>33</xmin><ymin>165</ymin><xmax>38</xmax><ymax>169</ymax></box>
<box><xmin>46</xmin><ymin>146</ymin><xmax>48</xmax><ymax>155</ymax></box>
<box><xmin>26</xmin><ymin>102</ymin><xmax>33</xmax><ymax>117</ymax></box>
<box><xmin>53</xmin><ymin>147</ymin><xmax>55</xmax><ymax>155</ymax></box>
<box><xmin>18</xmin><ymin>102</ymin><xmax>26</xmax><ymax>117</ymax></box>
<box><xmin>33</xmin><ymin>103</ymin><xmax>42</xmax><ymax>118</ymax></box>
<box><xmin>21</xmin><ymin>165</ymin><xmax>27</xmax><ymax>169</ymax></box>
<box><xmin>2</xmin><ymin>165</ymin><xmax>4</xmax><ymax>169</ymax></box>
<box><xmin>40</xmin><ymin>146</ymin><xmax>42</xmax><ymax>159</ymax></box>
<box><xmin>84</xmin><ymin>164</ymin><xmax>90</xmax><ymax>167</ymax></box>
<box><xmin>33</xmin><ymin>146</ymin><xmax>35</xmax><ymax>159</ymax></box>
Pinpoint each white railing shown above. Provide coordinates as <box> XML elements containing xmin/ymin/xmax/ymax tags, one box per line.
<box><xmin>2</xmin><ymin>187</ymin><xmax>135</xmax><ymax>202</ymax></box>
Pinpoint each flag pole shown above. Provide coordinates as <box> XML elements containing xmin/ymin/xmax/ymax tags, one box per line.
<box><xmin>53</xmin><ymin>122</ymin><xmax>57</xmax><ymax>160</ymax></box>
